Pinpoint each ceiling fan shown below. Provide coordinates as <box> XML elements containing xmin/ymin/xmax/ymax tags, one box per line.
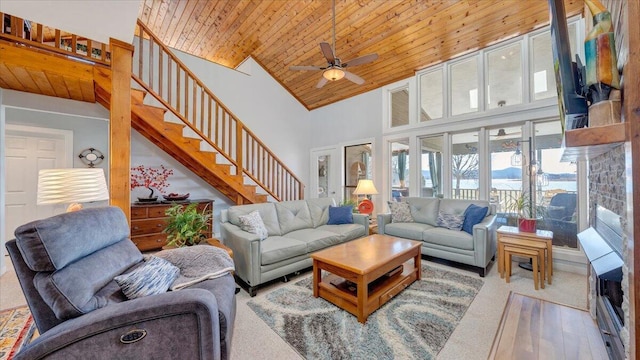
<box><xmin>289</xmin><ymin>0</ymin><xmax>378</xmax><ymax>88</ymax></box>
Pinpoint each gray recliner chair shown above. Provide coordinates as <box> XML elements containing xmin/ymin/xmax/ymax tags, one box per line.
<box><xmin>6</xmin><ymin>206</ymin><xmax>236</xmax><ymax>360</ymax></box>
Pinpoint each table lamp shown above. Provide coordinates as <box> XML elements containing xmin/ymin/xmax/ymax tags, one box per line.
<box><xmin>353</xmin><ymin>179</ymin><xmax>378</xmax><ymax>215</ymax></box>
<box><xmin>37</xmin><ymin>168</ymin><xmax>109</xmax><ymax>212</ymax></box>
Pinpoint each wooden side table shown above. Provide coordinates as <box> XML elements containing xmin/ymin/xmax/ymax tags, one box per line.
<box><xmin>368</xmin><ymin>220</ymin><xmax>378</xmax><ymax>235</ymax></box>
<box><xmin>497</xmin><ymin>226</ymin><xmax>553</xmax><ymax>285</ymax></box>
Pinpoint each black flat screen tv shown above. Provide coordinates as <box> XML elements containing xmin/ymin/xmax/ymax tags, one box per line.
<box><xmin>548</xmin><ymin>0</ymin><xmax>588</xmax><ymax>131</ymax></box>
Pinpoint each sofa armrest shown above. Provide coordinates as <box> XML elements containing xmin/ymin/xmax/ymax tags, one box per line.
<box><xmin>377</xmin><ymin>213</ymin><xmax>392</xmax><ymax>234</ymax></box>
<box><xmin>352</xmin><ymin>213</ymin><xmax>369</xmax><ymax>227</ymax></box>
<box><xmin>220</xmin><ymin>222</ymin><xmax>261</xmax><ymax>286</ymax></box>
<box><xmin>472</xmin><ymin>214</ymin><xmax>497</xmax><ymax>268</ymax></box>
<box><xmin>18</xmin><ymin>289</ymin><xmax>221</xmax><ymax>360</ymax></box>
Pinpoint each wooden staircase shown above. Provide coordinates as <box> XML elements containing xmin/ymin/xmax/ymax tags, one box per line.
<box><xmin>93</xmin><ymin>68</ymin><xmax>267</xmax><ymax>204</ymax></box>
<box><xmin>0</xmin><ymin>13</ymin><xmax>304</xmax><ymax>205</ymax></box>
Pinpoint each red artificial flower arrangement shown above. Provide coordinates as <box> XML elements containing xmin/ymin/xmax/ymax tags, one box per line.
<box><xmin>130</xmin><ymin>164</ymin><xmax>174</xmax><ymax>199</ymax></box>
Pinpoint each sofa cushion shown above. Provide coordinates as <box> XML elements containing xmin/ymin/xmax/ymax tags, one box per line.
<box><xmin>228</xmin><ymin>203</ymin><xmax>281</xmax><ymax>236</ymax></box>
<box><xmin>437</xmin><ymin>211</ymin><xmax>465</xmax><ymax>230</ymax></box>
<box><xmin>461</xmin><ymin>204</ymin><xmax>489</xmax><ymax>235</ymax></box>
<box><xmin>286</xmin><ymin>228</ymin><xmax>342</xmax><ymax>252</ymax></box>
<box><xmin>327</xmin><ymin>206</ymin><xmax>354</xmax><ymax>225</ymax></box>
<box><xmin>307</xmin><ymin>198</ymin><xmax>336</xmax><ymax>227</ymax></box>
<box><xmin>423</xmin><ymin>227</ymin><xmax>474</xmax><ymax>251</ymax></box>
<box><xmin>260</xmin><ymin>236</ymin><xmax>308</xmax><ymax>265</ymax></box>
<box><xmin>114</xmin><ymin>256</ymin><xmax>179</xmax><ymax>300</ymax></box>
<box><xmin>388</xmin><ymin>201</ymin><xmax>414</xmax><ymax>223</ymax></box>
<box><xmin>405</xmin><ymin>197</ymin><xmax>440</xmax><ymax>226</ymax></box>
<box><xmin>238</xmin><ymin>211</ymin><xmax>269</xmax><ymax>240</ymax></box>
<box><xmin>14</xmin><ymin>207</ymin><xmax>131</xmax><ymax>272</ymax></box>
<box><xmin>33</xmin><ymin>239</ymin><xmax>143</xmax><ymax>321</ymax></box>
<box><xmin>319</xmin><ymin>223</ymin><xmax>367</xmax><ymax>242</ymax></box>
<box><xmin>384</xmin><ymin>222</ymin><xmax>434</xmax><ymax>240</ymax></box>
<box><xmin>275</xmin><ymin>200</ymin><xmax>314</xmax><ymax>235</ymax></box>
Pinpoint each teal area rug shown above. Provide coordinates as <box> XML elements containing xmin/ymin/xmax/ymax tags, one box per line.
<box><xmin>248</xmin><ymin>264</ymin><xmax>483</xmax><ymax>359</ymax></box>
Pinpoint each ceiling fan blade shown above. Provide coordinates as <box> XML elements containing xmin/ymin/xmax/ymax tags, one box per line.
<box><xmin>344</xmin><ymin>70</ymin><xmax>365</xmax><ymax>85</ymax></box>
<box><xmin>289</xmin><ymin>65</ymin><xmax>323</xmax><ymax>71</ymax></box>
<box><xmin>343</xmin><ymin>53</ymin><xmax>378</xmax><ymax>67</ymax></box>
<box><xmin>320</xmin><ymin>42</ymin><xmax>335</xmax><ymax>64</ymax></box>
<box><xmin>316</xmin><ymin>77</ymin><xmax>329</xmax><ymax>88</ymax></box>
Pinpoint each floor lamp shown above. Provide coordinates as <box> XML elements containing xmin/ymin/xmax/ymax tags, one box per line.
<box><xmin>37</xmin><ymin>168</ymin><xmax>110</xmax><ymax>212</ymax></box>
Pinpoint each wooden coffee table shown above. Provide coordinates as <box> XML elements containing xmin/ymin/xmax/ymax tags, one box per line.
<box><xmin>310</xmin><ymin>234</ymin><xmax>422</xmax><ymax>323</ymax></box>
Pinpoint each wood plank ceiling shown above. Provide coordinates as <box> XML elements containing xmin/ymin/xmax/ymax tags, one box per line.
<box><xmin>138</xmin><ymin>0</ymin><xmax>584</xmax><ymax>110</ymax></box>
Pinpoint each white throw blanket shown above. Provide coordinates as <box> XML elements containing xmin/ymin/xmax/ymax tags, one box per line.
<box><xmin>155</xmin><ymin>245</ymin><xmax>235</xmax><ymax>291</ymax></box>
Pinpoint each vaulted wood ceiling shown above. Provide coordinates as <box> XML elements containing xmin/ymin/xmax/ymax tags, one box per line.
<box><xmin>137</xmin><ymin>0</ymin><xmax>584</xmax><ymax>110</ymax></box>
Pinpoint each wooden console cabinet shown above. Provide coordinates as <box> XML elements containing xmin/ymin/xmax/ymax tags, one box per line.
<box><xmin>130</xmin><ymin>199</ymin><xmax>213</xmax><ymax>251</ymax></box>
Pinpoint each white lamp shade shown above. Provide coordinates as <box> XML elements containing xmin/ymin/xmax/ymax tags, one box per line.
<box><xmin>353</xmin><ymin>179</ymin><xmax>379</xmax><ymax>195</ymax></box>
<box><xmin>37</xmin><ymin>168</ymin><xmax>109</xmax><ymax>205</ymax></box>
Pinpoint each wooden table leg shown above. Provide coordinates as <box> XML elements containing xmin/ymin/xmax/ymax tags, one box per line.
<box><xmin>415</xmin><ymin>250</ymin><xmax>422</xmax><ymax>280</ymax></box>
<box><xmin>498</xmin><ymin>241</ymin><xmax>504</xmax><ymax>278</ymax></box>
<box><xmin>312</xmin><ymin>260</ymin><xmax>321</xmax><ymax>298</ymax></box>
<box><xmin>532</xmin><ymin>254</ymin><xmax>539</xmax><ymax>290</ymax></box>
<box><xmin>546</xmin><ymin>239</ymin><xmax>553</xmax><ymax>284</ymax></box>
<box><xmin>538</xmin><ymin>248</ymin><xmax>545</xmax><ymax>289</ymax></box>
<box><xmin>357</xmin><ymin>274</ymin><xmax>367</xmax><ymax>323</ymax></box>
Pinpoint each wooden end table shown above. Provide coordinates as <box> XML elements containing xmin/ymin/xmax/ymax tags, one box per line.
<box><xmin>497</xmin><ymin>226</ymin><xmax>553</xmax><ymax>285</ymax></box>
<box><xmin>310</xmin><ymin>234</ymin><xmax>422</xmax><ymax>323</ymax></box>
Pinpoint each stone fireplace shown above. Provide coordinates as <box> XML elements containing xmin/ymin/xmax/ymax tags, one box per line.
<box><xmin>588</xmin><ymin>144</ymin><xmax>629</xmax><ymax>357</ymax></box>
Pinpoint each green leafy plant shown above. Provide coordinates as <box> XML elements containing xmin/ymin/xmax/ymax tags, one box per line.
<box><xmin>164</xmin><ymin>203</ymin><xmax>212</xmax><ymax>247</ymax></box>
<box><xmin>504</xmin><ymin>192</ymin><xmax>535</xmax><ymax>219</ymax></box>
<box><xmin>339</xmin><ymin>198</ymin><xmax>359</xmax><ymax>213</ymax></box>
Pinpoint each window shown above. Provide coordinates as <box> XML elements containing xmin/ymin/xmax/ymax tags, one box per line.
<box><xmin>451</xmin><ymin>133</ymin><xmax>479</xmax><ymax>199</ymax></box>
<box><xmin>419</xmin><ymin>69</ymin><xmax>443</xmax><ymax>121</ymax></box>
<box><xmin>390</xmin><ymin>140</ymin><xmax>409</xmax><ymax>201</ymax></box>
<box><xmin>530</xmin><ymin>23</ymin><xmax>578</xmax><ymax>101</ymax></box>
<box><xmin>450</xmin><ymin>57</ymin><xmax>479</xmax><ymax>116</ymax></box>
<box><xmin>489</xmin><ymin>126</ymin><xmax>524</xmax><ymax>213</ymax></box>
<box><xmin>420</xmin><ymin>136</ymin><xmax>443</xmax><ymax>197</ymax></box>
<box><xmin>344</xmin><ymin>143</ymin><xmax>372</xmax><ymax>203</ymax></box>
<box><xmin>390</xmin><ymin>88</ymin><xmax>410</xmax><ymax>127</ymax></box>
<box><xmin>533</xmin><ymin>121</ymin><xmax>578</xmax><ymax>249</ymax></box>
<box><xmin>486</xmin><ymin>43</ymin><xmax>522</xmax><ymax>109</ymax></box>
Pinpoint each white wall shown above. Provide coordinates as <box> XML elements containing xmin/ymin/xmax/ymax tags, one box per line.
<box><xmin>0</xmin><ymin>89</ymin><xmax>5</xmax><ymax>274</ymax></box>
<box><xmin>0</xmin><ymin>0</ymin><xmax>141</xmax><ymax>43</ymax></box>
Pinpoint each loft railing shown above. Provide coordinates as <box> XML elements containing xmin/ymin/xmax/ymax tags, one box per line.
<box><xmin>133</xmin><ymin>20</ymin><xmax>303</xmax><ymax>202</ymax></box>
<box><xmin>0</xmin><ymin>13</ymin><xmax>111</xmax><ymax>65</ymax></box>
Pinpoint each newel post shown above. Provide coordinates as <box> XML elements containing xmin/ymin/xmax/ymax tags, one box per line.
<box><xmin>109</xmin><ymin>38</ymin><xmax>134</xmax><ymax>224</ymax></box>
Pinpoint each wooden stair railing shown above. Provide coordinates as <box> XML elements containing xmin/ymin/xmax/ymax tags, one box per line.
<box><xmin>133</xmin><ymin>20</ymin><xmax>304</xmax><ymax>202</ymax></box>
<box><xmin>0</xmin><ymin>13</ymin><xmax>111</xmax><ymax>65</ymax></box>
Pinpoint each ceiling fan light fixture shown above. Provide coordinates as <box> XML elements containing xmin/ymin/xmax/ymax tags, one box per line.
<box><xmin>323</xmin><ymin>67</ymin><xmax>345</xmax><ymax>81</ymax></box>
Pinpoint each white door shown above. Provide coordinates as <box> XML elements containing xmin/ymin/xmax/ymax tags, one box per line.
<box><xmin>4</xmin><ymin>125</ymin><xmax>71</xmax><ymax>242</ymax></box>
<box><xmin>310</xmin><ymin>148</ymin><xmax>340</xmax><ymax>200</ymax></box>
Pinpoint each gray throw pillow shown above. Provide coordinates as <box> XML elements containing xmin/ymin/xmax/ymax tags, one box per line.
<box><xmin>114</xmin><ymin>256</ymin><xmax>179</xmax><ymax>300</ymax></box>
<box><xmin>436</xmin><ymin>211</ymin><xmax>465</xmax><ymax>230</ymax></box>
<box><xmin>388</xmin><ymin>201</ymin><xmax>414</xmax><ymax>223</ymax></box>
<box><xmin>238</xmin><ymin>210</ymin><xmax>269</xmax><ymax>240</ymax></box>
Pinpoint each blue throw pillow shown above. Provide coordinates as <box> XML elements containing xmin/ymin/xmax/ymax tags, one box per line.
<box><xmin>327</xmin><ymin>206</ymin><xmax>354</xmax><ymax>225</ymax></box>
<box><xmin>461</xmin><ymin>204</ymin><xmax>489</xmax><ymax>235</ymax></box>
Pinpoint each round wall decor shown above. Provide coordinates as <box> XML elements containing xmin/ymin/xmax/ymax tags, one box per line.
<box><xmin>78</xmin><ymin>148</ymin><xmax>105</xmax><ymax>167</ymax></box>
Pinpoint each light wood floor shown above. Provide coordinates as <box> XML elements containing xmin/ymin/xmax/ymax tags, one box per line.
<box><xmin>489</xmin><ymin>292</ymin><xmax>609</xmax><ymax>360</ymax></box>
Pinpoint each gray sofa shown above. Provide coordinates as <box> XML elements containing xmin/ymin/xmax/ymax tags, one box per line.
<box><xmin>220</xmin><ymin>198</ymin><xmax>368</xmax><ymax>296</ymax></box>
<box><xmin>6</xmin><ymin>206</ymin><xmax>236</xmax><ymax>360</ymax></box>
<box><xmin>378</xmin><ymin>197</ymin><xmax>497</xmax><ymax>276</ymax></box>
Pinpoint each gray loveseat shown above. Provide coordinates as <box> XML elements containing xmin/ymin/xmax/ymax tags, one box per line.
<box><xmin>220</xmin><ymin>198</ymin><xmax>368</xmax><ymax>296</ymax></box>
<box><xmin>6</xmin><ymin>206</ymin><xmax>236</xmax><ymax>360</ymax></box>
<box><xmin>378</xmin><ymin>197</ymin><xmax>497</xmax><ymax>276</ymax></box>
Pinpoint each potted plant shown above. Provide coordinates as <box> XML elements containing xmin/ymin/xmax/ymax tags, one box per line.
<box><xmin>164</xmin><ymin>203</ymin><xmax>212</xmax><ymax>247</ymax></box>
<box><xmin>505</xmin><ymin>192</ymin><xmax>538</xmax><ymax>233</ymax></box>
